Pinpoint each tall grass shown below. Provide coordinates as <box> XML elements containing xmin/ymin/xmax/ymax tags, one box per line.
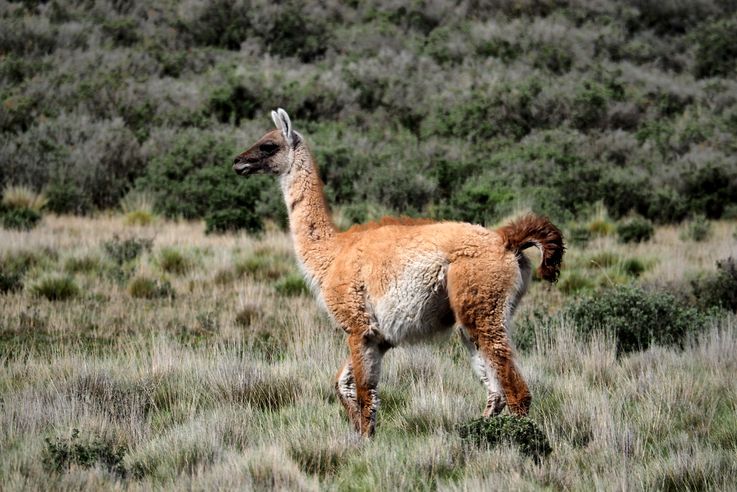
<box><xmin>1</xmin><ymin>215</ymin><xmax>736</xmax><ymax>489</ymax></box>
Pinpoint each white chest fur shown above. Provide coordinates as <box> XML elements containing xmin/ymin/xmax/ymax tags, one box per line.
<box><xmin>373</xmin><ymin>252</ymin><xmax>454</xmax><ymax>346</ymax></box>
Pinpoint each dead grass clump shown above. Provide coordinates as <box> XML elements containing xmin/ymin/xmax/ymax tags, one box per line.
<box><xmin>2</xmin><ymin>185</ymin><xmax>47</xmax><ymax>211</ymax></box>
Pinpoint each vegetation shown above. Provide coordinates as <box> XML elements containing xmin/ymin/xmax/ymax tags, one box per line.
<box><xmin>458</xmin><ymin>416</ymin><xmax>552</xmax><ymax>461</ymax></box>
<box><xmin>1</xmin><ymin>215</ymin><xmax>735</xmax><ymax>489</ymax></box>
<box><xmin>1</xmin><ymin>1</ymin><xmax>736</xmax><ymax>231</ymax></box>
<box><xmin>2</xmin><ymin>0</ymin><xmax>737</xmax><ymax>488</ymax></box>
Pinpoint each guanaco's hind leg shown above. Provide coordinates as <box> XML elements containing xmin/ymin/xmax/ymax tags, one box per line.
<box><xmin>448</xmin><ymin>259</ymin><xmax>531</xmax><ymax>416</ymax></box>
<box><xmin>459</xmin><ymin>327</ymin><xmax>507</xmax><ymax>416</ymax></box>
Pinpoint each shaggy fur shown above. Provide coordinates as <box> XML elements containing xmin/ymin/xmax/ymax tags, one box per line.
<box><xmin>234</xmin><ymin>109</ymin><xmax>565</xmax><ymax>436</ymax></box>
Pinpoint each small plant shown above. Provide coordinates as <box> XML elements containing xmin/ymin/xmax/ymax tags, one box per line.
<box><xmin>120</xmin><ymin>191</ymin><xmax>156</xmax><ymax>226</ymax></box>
<box><xmin>29</xmin><ymin>275</ymin><xmax>80</xmax><ymax>301</ymax></box>
<box><xmin>43</xmin><ymin>428</ymin><xmax>127</xmax><ymax>477</ymax></box>
<box><xmin>63</xmin><ymin>255</ymin><xmax>102</xmax><ymax>274</ymax></box>
<box><xmin>617</xmin><ymin>216</ymin><xmax>654</xmax><ymax>243</ymax></box>
<box><xmin>127</xmin><ymin>275</ymin><xmax>175</xmax><ymax>299</ymax></box>
<box><xmin>102</xmin><ymin>235</ymin><xmax>153</xmax><ymax>265</ymax></box>
<box><xmin>2</xmin><ymin>185</ymin><xmax>47</xmax><ymax>211</ymax></box>
<box><xmin>235</xmin><ymin>303</ymin><xmax>262</xmax><ymax>327</ymax></box>
<box><xmin>124</xmin><ymin>210</ymin><xmax>155</xmax><ymax>226</ymax></box>
<box><xmin>235</xmin><ymin>249</ymin><xmax>294</xmax><ymax>281</ymax></box>
<box><xmin>691</xmin><ymin>258</ymin><xmax>737</xmax><ymax>312</ymax></box>
<box><xmin>1</xmin><ymin>205</ymin><xmax>42</xmax><ymax>230</ymax></box>
<box><xmin>568</xmin><ymin>224</ymin><xmax>591</xmax><ymax>246</ymax></box>
<box><xmin>566</xmin><ymin>285</ymin><xmax>708</xmax><ymax>354</ymax></box>
<box><xmin>458</xmin><ymin>415</ymin><xmax>552</xmax><ymax>461</ymax></box>
<box><xmin>680</xmin><ymin>215</ymin><xmax>711</xmax><ymax>242</ymax></box>
<box><xmin>157</xmin><ymin>247</ymin><xmax>192</xmax><ymax>275</ymax></box>
<box><xmin>274</xmin><ymin>273</ymin><xmax>309</xmax><ymax>297</ymax></box>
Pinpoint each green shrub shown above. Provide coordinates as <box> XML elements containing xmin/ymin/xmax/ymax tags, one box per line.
<box><xmin>566</xmin><ymin>285</ymin><xmax>708</xmax><ymax>354</ymax></box>
<box><xmin>100</xmin><ymin>18</ymin><xmax>139</xmax><ymax>47</ymax></box>
<box><xmin>691</xmin><ymin>258</ymin><xmax>737</xmax><ymax>313</ymax></box>
<box><xmin>64</xmin><ymin>255</ymin><xmax>102</xmax><ymax>274</ymax></box>
<box><xmin>127</xmin><ymin>276</ymin><xmax>175</xmax><ymax>299</ymax></box>
<box><xmin>44</xmin><ymin>179</ymin><xmax>91</xmax><ymax>215</ymax></box>
<box><xmin>157</xmin><ymin>247</ymin><xmax>192</xmax><ymax>275</ymax></box>
<box><xmin>30</xmin><ymin>275</ymin><xmax>80</xmax><ymax>301</ymax></box>
<box><xmin>458</xmin><ymin>415</ymin><xmax>552</xmax><ymax>461</ymax></box>
<box><xmin>680</xmin><ymin>165</ymin><xmax>736</xmax><ymax>219</ymax></box>
<box><xmin>235</xmin><ymin>250</ymin><xmax>294</xmax><ymax>281</ymax></box>
<box><xmin>617</xmin><ymin>216</ymin><xmax>654</xmax><ymax>243</ymax></box>
<box><xmin>0</xmin><ymin>249</ymin><xmax>46</xmax><ymax>293</ymax></box>
<box><xmin>274</xmin><ymin>273</ymin><xmax>309</xmax><ymax>297</ymax></box>
<box><xmin>680</xmin><ymin>215</ymin><xmax>711</xmax><ymax>242</ymax></box>
<box><xmin>692</xmin><ymin>18</ymin><xmax>737</xmax><ymax>79</ymax></box>
<box><xmin>102</xmin><ymin>235</ymin><xmax>153</xmax><ymax>265</ymax></box>
<box><xmin>1</xmin><ymin>206</ymin><xmax>41</xmax><ymax>230</ymax></box>
<box><xmin>43</xmin><ymin>428</ymin><xmax>127</xmax><ymax>477</ymax></box>
<box><xmin>136</xmin><ymin>131</ymin><xmax>268</xmax><ymax>233</ymax></box>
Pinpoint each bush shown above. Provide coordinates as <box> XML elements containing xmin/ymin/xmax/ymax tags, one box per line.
<box><xmin>102</xmin><ymin>235</ymin><xmax>153</xmax><ymax>265</ymax></box>
<box><xmin>1</xmin><ymin>206</ymin><xmax>41</xmax><ymax>230</ymax></box>
<box><xmin>566</xmin><ymin>285</ymin><xmax>708</xmax><ymax>354</ymax></box>
<box><xmin>30</xmin><ymin>275</ymin><xmax>80</xmax><ymax>301</ymax></box>
<box><xmin>680</xmin><ymin>215</ymin><xmax>711</xmax><ymax>242</ymax></box>
<box><xmin>43</xmin><ymin>428</ymin><xmax>127</xmax><ymax>477</ymax></box>
<box><xmin>691</xmin><ymin>258</ymin><xmax>737</xmax><ymax>313</ymax></box>
<box><xmin>136</xmin><ymin>131</ymin><xmax>268</xmax><ymax>233</ymax></box>
<box><xmin>44</xmin><ymin>179</ymin><xmax>91</xmax><ymax>215</ymax></box>
<box><xmin>157</xmin><ymin>247</ymin><xmax>192</xmax><ymax>275</ymax></box>
<box><xmin>617</xmin><ymin>216</ymin><xmax>654</xmax><ymax>243</ymax></box>
<box><xmin>127</xmin><ymin>276</ymin><xmax>175</xmax><ymax>299</ymax></box>
<box><xmin>274</xmin><ymin>273</ymin><xmax>309</xmax><ymax>297</ymax></box>
<box><xmin>458</xmin><ymin>416</ymin><xmax>551</xmax><ymax>461</ymax></box>
<box><xmin>692</xmin><ymin>18</ymin><xmax>737</xmax><ymax>79</ymax></box>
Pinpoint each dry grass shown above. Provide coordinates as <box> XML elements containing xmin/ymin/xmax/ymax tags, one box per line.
<box><xmin>1</xmin><ymin>215</ymin><xmax>736</xmax><ymax>489</ymax></box>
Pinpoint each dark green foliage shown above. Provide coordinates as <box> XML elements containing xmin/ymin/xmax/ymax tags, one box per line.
<box><xmin>102</xmin><ymin>235</ymin><xmax>153</xmax><ymax>265</ymax></box>
<box><xmin>43</xmin><ymin>428</ymin><xmax>127</xmax><ymax>477</ymax></box>
<box><xmin>30</xmin><ymin>275</ymin><xmax>80</xmax><ymax>301</ymax></box>
<box><xmin>692</xmin><ymin>18</ymin><xmax>737</xmax><ymax>79</ymax></box>
<box><xmin>458</xmin><ymin>415</ymin><xmax>552</xmax><ymax>461</ymax></box>
<box><xmin>0</xmin><ymin>205</ymin><xmax>41</xmax><ymax>230</ymax></box>
<box><xmin>0</xmin><ymin>249</ymin><xmax>49</xmax><ymax>293</ymax></box>
<box><xmin>274</xmin><ymin>273</ymin><xmax>310</xmax><ymax>297</ymax></box>
<box><xmin>691</xmin><ymin>258</ymin><xmax>737</xmax><ymax>313</ymax></box>
<box><xmin>157</xmin><ymin>248</ymin><xmax>191</xmax><ymax>275</ymax></box>
<box><xmin>136</xmin><ymin>131</ymin><xmax>268</xmax><ymax>233</ymax></box>
<box><xmin>44</xmin><ymin>179</ymin><xmax>91</xmax><ymax>215</ymax></box>
<box><xmin>566</xmin><ymin>285</ymin><xmax>708</xmax><ymax>354</ymax></box>
<box><xmin>617</xmin><ymin>216</ymin><xmax>654</xmax><ymax>243</ymax></box>
<box><xmin>127</xmin><ymin>276</ymin><xmax>175</xmax><ymax>299</ymax></box>
<box><xmin>680</xmin><ymin>165</ymin><xmax>737</xmax><ymax>219</ymax></box>
<box><xmin>101</xmin><ymin>18</ymin><xmax>139</xmax><ymax>47</ymax></box>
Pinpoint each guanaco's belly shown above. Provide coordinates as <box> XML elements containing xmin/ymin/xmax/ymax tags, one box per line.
<box><xmin>372</xmin><ymin>253</ymin><xmax>455</xmax><ymax>346</ymax></box>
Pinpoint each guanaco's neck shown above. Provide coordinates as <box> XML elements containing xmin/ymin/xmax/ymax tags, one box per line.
<box><xmin>280</xmin><ymin>142</ymin><xmax>337</xmax><ymax>285</ymax></box>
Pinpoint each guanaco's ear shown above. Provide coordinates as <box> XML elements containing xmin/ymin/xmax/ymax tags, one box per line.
<box><xmin>272</xmin><ymin>108</ymin><xmax>296</xmax><ymax>146</ymax></box>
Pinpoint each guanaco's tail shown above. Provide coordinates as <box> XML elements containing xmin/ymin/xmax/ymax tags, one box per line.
<box><xmin>497</xmin><ymin>214</ymin><xmax>565</xmax><ymax>283</ymax></box>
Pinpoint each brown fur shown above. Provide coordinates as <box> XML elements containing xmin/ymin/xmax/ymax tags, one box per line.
<box><xmin>497</xmin><ymin>213</ymin><xmax>565</xmax><ymax>283</ymax></box>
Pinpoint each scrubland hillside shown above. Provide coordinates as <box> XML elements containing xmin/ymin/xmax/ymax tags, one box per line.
<box><xmin>2</xmin><ymin>0</ymin><xmax>737</xmax><ymax>231</ymax></box>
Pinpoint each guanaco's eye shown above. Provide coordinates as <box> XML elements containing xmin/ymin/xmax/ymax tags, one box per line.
<box><xmin>259</xmin><ymin>142</ymin><xmax>278</xmax><ymax>153</ymax></box>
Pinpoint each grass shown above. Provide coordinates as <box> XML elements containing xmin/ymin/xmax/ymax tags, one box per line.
<box><xmin>0</xmin><ymin>215</ymin><xmax>736</xmax><ymax>489</ymax></box>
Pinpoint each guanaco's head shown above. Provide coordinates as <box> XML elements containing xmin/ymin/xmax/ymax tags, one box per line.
<box><xmin>233</xmin><ymin>108</ymin><xmax>300</xmax><ymax>177</ymax></box>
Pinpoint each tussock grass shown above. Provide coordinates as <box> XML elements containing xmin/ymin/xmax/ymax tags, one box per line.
<box><xmin>1</xmin><ymin>215</ymin><xmax>736</xmax><ymax>489</ymax></box>
<box><xmin>2</xmin><ymin>185</ymin><xmax>47</xmax><ymax>212</ymax></box>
